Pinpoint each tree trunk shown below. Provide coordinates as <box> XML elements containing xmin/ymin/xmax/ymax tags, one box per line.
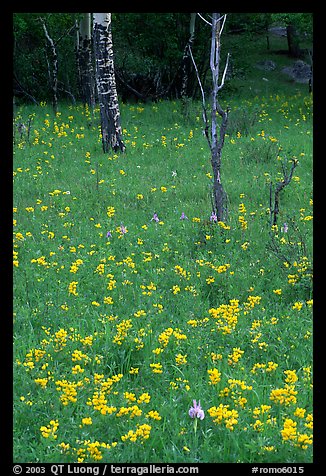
<box><xmin>40</xmin><ymin>18</ymin><xmax>58</xmax><ymax>113</ymax></box>
<box><xmin>286</xmin><ymin>24</ymin><xmax>301</xmax><ymax>57</ymax></box>
<box><xmin>78</xmin><ymin>13</ymin><xmax>96</xmax><ymax>110</ymax></box>
<box><xmin>210</xmin><ymin>13</ymin><xmax>229</xmax><ymax>222</ymax></box>
<box><xmin>181</xmin><ymin>13</ymin><xmax>196</xmax><ymax>100</ymax></box>
<box><xmin>93</xmin><ymin>13</ymin><xmax>125</xmax><ymax>153</ymax></box>
<box><xmin>189</xmin><ymin>13</ymin><xmax>230</xmax><ymax>221</ymax></box>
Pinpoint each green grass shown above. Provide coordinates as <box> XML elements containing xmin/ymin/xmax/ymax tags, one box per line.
<box><xmin>13</xmin><ymin>78</ymin><xmax>313</xmax><ymax>464</ymax></box>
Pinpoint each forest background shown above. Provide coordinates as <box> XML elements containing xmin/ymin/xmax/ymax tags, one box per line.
<box><xmin>13</xmin><ymin>13</ymin><xmax>313</xmax><ymax>105</ymax></box>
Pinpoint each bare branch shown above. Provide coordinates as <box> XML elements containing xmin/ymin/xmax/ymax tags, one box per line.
<box><xmin>115</xmin><ymin>70</ymin><xmax>147</xmax><ymax>101</ymax></box>
<box><xmin>40</xmin><ymin>17</ymin><xmax>53</xmax><ymax>47</ymax></box>
<box><xmin>54</xmin><ymin>23</ymin><xmax>78</xmax><ymax>47</ymax></box>
<box><xmin>13</xmin><ymin>72</ymin><xmax>39</xmax><ymax>105</ymax></box>
<box><xmin>188</xmin><ymin>44</ymin><xmax>211</xmax><ymax>150</ymax></box>
<box><xmin>197</xmin><ymin>12</ymin><xmax>226</xmax><ymax>27</ymax></box>
<box><xmin>270</xmin><ymin>159</ymin><xmax>298</xmax><ymax>226</ymax></box>
<box><xmin>218</xmin><ymin>52</ymin><xmax>230</xmax><ymax>90</ymax></box>
<box><xmin>219</xmin><ymin>14</ymin><xmax>227</xmax><ymax>36</ymax></box>
<box><xmin>196</xmin><ymin>13</ymin><xmax>212</xmax><ymax>26</ymax></box>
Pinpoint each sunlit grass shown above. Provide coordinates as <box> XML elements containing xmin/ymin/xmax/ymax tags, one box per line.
<box><xmin>13</xmin><ymin>91</ymin><xmax>312</xmax><ymax>463</ymax></box>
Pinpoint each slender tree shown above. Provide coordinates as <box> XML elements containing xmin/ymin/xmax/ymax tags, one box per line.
<box><xmin>93</xmin><ymin>13</ymin><xmax>125</xmax><ymax>153</ymax></box>
<box><xmin>181</xmin><ymin>13</ymin><xmax>196</xmax><ymax>101</ymax></box>
<box><xmin>77</xmin><ymin>13</ymin><xmax>95</xmax><ymax>110</ymax></box>
<box><xmin>40</xmin><ymin>17</ymin><xmax>58</xmax><ymax>113</ymax></box>
<box><xmin>190</xmin><ymin>13</ymin><xmax>230</xmax><ymax>221</ymax></box>
<box><xmin>210</xmin><ymin>13</ymin><xmax>230</xmax><ymax>222</ymax></box>
<box><xmin>286</xmin><ymin>23</ymin><xmax>301</xmax><ymax>57</ymax></box>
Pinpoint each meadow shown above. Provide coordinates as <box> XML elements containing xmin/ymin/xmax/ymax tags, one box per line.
<box><xmin>13</xmin><ymin>84</ymin><xmax>313</xmax><ymax>463</ymax></box>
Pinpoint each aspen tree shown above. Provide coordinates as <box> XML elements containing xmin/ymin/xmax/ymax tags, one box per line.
<box><xmin>93</xmin><ymin>13</ymin><xmax>125</xmax><ymax>152</ymax></box>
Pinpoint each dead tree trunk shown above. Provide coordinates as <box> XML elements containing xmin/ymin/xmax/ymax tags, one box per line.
<box><xmin>40</xmin><ymin>18</ymin><xmax>58</xmax><ymax>113</ymax></box>
<box><xmin>189</xmin><ymin>13</ymin><xmax>230</xmax><ymax>221</ymax></box>
<box><xmin>210</xmin><ymin>13</ymin><xmax>230</xmax><ymax>222</ymax></box>
<box><xmin>286</xmin><ymin>24</ymin><xmax>301</xmax><ymax>58</ymax></box>
<box><xmin>93</xmin><ymin>13</ymin><xmax>125</xmax><ymax>153</ymax></box>
<box><xmin>181</xmin><ymin>13</ymin><xmax>196</xmax><ymax>101</ymax></box>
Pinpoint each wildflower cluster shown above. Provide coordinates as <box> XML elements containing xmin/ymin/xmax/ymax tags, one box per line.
<box><xmin>40</xmin><ymin>420</ymin><xmax>59</xmax><ymax>439</ymax></box>
<box><xmin>208</xmin><ymin>299</ymin><xmax>240</xmax><ymax>334</ymax></box>
<box><xmin>208</xmin><ymin>404</ymin><xmax>239</xmax><ymax>430</ymax></box>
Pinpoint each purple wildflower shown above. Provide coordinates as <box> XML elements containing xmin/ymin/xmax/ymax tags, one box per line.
<box><xmin>189</xmin><ymin>399</ymin><xmax>205</xmax><ymax>420</ymax></box>
<box><xmin>120</xmin><ymin>223</ymin><xmax>127</xmax><ymax>234</ymax></box>
<box><xmin>210</xmin><ymin>211</ymin><xmax>218</xmax><ymax>223</ymax></box>
<box><xmin>151</xmin><ymin>213</ymin><xmax>160</xmax><ymax>223</ymax></box>
<box><xmin>281</xmin><ymin>222</ymin><xmax>289</xmax><ymax>233</ymax></box>
<box><xmin>180</xmin><ymin>212</ymin><xmax>188</xmax><ymax>220</ymax></box>
<box><xmin>106</xmin><ymin>230</ymin><xmax>112</xmax><ymax>238</ymax></box>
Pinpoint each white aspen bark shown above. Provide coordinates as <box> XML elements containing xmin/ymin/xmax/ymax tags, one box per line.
<box><xmin>93</xmin><ymin>13</ymin><xmax>125</xmax><ymax>152</ymax></box>
<box><xmin>190</xmin><ymin>13</ymin><xmax>230</xmax><ymax>220</ymax></box>
<box><xmin>78</xmin><ymin>13</ymin><xmax>95</xmax><ymax>110</ymax></box>
<box><xmin>210</xmin><ymin>13</ymin><xmax>229</xmax><ymax>221</ymax></box>
<box><xmin>181</xmin><ymin>13</ymin><xmax>196</xmax><ymax>100</ymax></box>
<box><xmin>40</xmin><ymin>18</ymin><xmax>58</xmax><ymax>113</ymax></box>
